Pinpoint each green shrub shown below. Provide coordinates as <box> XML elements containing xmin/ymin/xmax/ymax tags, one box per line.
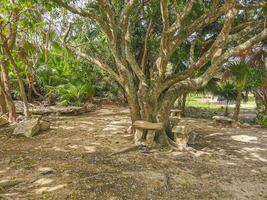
<box><xmin>256</xmin><ymin>115</ymin><xmax>267</xmax><ymax>128</ymax></box>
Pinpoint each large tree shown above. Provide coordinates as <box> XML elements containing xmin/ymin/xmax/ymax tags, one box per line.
<box><xmin>50</xmin><ymin>0</ymin><xmax>267</xmax><ymax>147</ymax></box>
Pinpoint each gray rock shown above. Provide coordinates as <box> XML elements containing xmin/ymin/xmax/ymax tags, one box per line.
<box><xmin>240</xmin><ymin>123</ymin><xmax>251</xmax><ymax>128</ymax></box>
<box><xmin>212</xmin><ymin>116</ymin><xmax>234</xmax><ymax>124</ymax></box>
<box><xmin>38</xmin><ymin>167</ymin><xmax>55</xmax><ymax>175</ymax></box>
<box><xmin>0</xmin><ymin>116</ymin><xmax>9</xmax><ymax>128</ymax></box>
<box><xmin>13</xmin><ymin>117</ymin><xmax>41</xmax><ymax>137</ymax></box>
<box><xmin>0</xmin><ymin>179</ymin><xmax>22</xmax><ymax>189</ymax></box>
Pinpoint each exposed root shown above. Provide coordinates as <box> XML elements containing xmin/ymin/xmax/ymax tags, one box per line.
<box><xmin>110</xmin><ymin>144</ymin><xmax>146</xmax><ymax>156</ymax></box>
<box><xmin>0</xmin><ymin>194</ymin><xmax>13</xmax><ymax>200</ymax></box>
<box><xmin>111</xmin><ymin>136</ymin><xmax>195</xmax><ymax>155</ymax></box>
<box><xmin>166</xmin><ymin>137</ymin><xmax>196</xmax><ymax>152</ymax></box>
<box><xmin>166</xmin><ymin>137</ymin><xmax>180</xmax><ymax>151</ymax></box>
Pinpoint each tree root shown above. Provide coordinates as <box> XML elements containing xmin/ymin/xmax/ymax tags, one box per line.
<box><xmin>0</xmin><ymin>194</ymin><xmax>13</xmax><ymax>200</ymax></box>
<box><xmin>166</xmin><ymin>137</ymin><xmax>196</xmax><ymax>152</ymax></box>
<box><xmin>111</xmin><ymin>136</ymin><xmax>195</xmax><ymax>155</ymax></box>
<box><xmin>166</xmin><ymin>137</ymin><xmax>181</xmax><ymax>151</ymax></box>
<box><xmin>110</xmin><ymin>144</ymin><xmax>146</xmax><ymax>156</ymax></box>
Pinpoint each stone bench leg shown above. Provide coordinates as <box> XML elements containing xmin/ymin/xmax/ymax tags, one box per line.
<box><xmin>174</xmin><ymin>133</ymin><xmax>188</xmax><ymax>150</ymax></box>
<box><xmin>146</xmin><ymin>130</ymin><xmax>155</xmax><ymax>147</ymax></box>
<box><xmin>134</xmin><ymin>128</ymin><xmax>143</xmax><ymax>145</ymax></box>
<box><xmin>173</xmin><ymin>126</ymin><xmax>189</xmax><ymax>150</ymax></box>
<box><xmin>170</xmin><ymin>112</ymin><xmax>175</xmax><ymax>117</ymax></box>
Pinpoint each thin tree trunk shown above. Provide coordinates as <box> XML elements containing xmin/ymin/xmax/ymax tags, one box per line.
<box><xmin>181</xmin><ymin>93</ymin><xmax>187</xmax><ymax>114</ymax></box>
<box><xmin>1</xmin><ymin>64</ymin><xmax>17</xmax><ymax>122</ymax></box>
<box><xmin>14</xmin><ymin>69</ymin><xmax>30</xmax><ymax>117</ymax></box>
<box><xmin>263</xmin><ymin>89</ymin><xmax>267</xmax><ymax>111</ymax></box>
<box><xmin>0</xmin><ymin>89</ymin><xmax>7</xmax><ymax>113</ymax></box>
<box><xmin>233</xmin><ymin>90</ymin><xmax>242</xmax><ymax>121</ymax></box>
<box><xmin>177</xmin><ymin>93</ymin><xmax>187</xmax><ymax>115</ymax></box>
<box><xmin>25</xmin><ymin>64</ymin><xmax>33</xmax><ymax>102</ymax></box>
<box><xmin>224</xmin><ymin>100</ymin><xmax>229</xmax><ymax>116</ymax></box>
<box><xmin>4</xmin><ymin>47</ymin><xmax>30</xmax><ymax>118</ymax></box>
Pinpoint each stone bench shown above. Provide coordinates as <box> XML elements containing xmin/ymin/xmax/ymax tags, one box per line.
<box><xmin>170</xmin><ymin>109</ymin><xmax>182</xmax><ymax>117</ymax></box>
<box><xmin>172</xmin><ymin>125</ymin><xmax>189</xmax><ymax>149</ymax></box>
<box><xmin>133</xmin><ymin>120</ymin><xmax>163</xmax><ymax>146</ymax></box>
<box><xmin>170</xmin><ymin>116</ymin><xmax>180</xmax><ymax>126</ymax></box>
<box><xmin>212</xmin><ymin>116</ymin><xmax>234</xmax><ymax>125</ymax></box>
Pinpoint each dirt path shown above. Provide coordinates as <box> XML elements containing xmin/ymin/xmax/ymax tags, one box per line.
<box><xmin>0</xmin><ymin>105</ymin><xmax>266</xmax><ymax>200</ymax></box>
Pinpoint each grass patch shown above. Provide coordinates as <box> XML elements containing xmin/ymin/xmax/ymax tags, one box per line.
<box><xmin>185</xmin><ymin>96</ymin><xmax>224</xmax><ymax>111</ymax></box>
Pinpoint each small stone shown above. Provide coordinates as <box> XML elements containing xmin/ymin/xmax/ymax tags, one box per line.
<box><xmin>0</xmin><ymin>179</ymin><xmax>21</xmax><ymax>189</ymax></box>
<box><xmin>13</xmin><ymin>117</ymin><xmax>41</xmax><ymax>137</ymax></box>
<box><xmin>40</xmin><ymin>121</ymin><xmax>50</xmax><ymax>131</ymax></box>
<box><xmin>34</xmin><ymin>178</ymin><xmax>53</xmax><ymax>186</ymax></box>
<box><xmin>212</xmin><ymin>116</ymin><xmax>234</xmax><ymax>124</ymax></box>
<box><xmin>0</xmin><ymin>116</ymin><xmax>9</xmax><ymax>128</ymax></box>
<box><xmin>240</xmin><ymin>123</ymin><xmax>251</xmax><ymax>128</ymax></box>
<box><xmin>38</xmin><ymin>167</ymin><xmax>55</xmax><ymax>175</ymax></box>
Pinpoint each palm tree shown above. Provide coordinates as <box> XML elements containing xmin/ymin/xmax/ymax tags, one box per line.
<box><xmin>229</xmin><ymin>61</ymin><xmax>250</xmax><ymax>121</ymax></box>
<box><xmin>214</xmin><ymin>81</ymin><xmax>237</xmax><ymax>116</ymax></box>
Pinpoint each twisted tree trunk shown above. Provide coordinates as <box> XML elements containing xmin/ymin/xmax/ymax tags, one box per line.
<box><xmin>224</xmin><ymin>100</ymin><xmax>229</xmax><ymax>117</ymax></box>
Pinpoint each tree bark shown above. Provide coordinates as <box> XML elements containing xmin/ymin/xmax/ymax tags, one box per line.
<box><xmin>224</xmin><ymin>100</ymin><xmax>229</xmax><ymax>116</ymax></box>
<box><xmin>0</xmin><ymin>89</ymin><xmax>7</xmax><ymax>113</ymax></box>
<box><xmin>233</xmin><ymin>90</ymin><xmax>242</xmax><ymax>121</ymax></box>
<box><xmin>4</xmin><ymin>47</ymin><xmax>30</xmax><ymax>118</ymax></box>
<box><xmin>0</xmin><ymin>64</ymin><xmax>17</xmax><ymax>122</ymax></box>
<box><xmin>177</xmin><ymin>93</ymin><xmax>187</xmax><ymax>114</ymax></box>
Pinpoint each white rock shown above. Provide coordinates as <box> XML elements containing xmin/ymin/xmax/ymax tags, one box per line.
<box><xmin>0</xmin><ymin>116</ymin><xmax>9</xmax><ymax>128</ymax></box>
<box><xmin>34</xmin><ymin>178</ymin><xmax>53</xmax><ymax>186</ymax></box>
<box><xmin>212</xmin><ymin>116</ymin><xmax>233</xmax><ymax>123</ymax></box>
<box><xmin>38</xmin><ymin>167</ymin><xmax>55</xmax><ymax>175</ymax></box>
<box><xmin>13</xmin><ymin>117</ymin><xmax>41</xmax><ymax>137</ymax></box>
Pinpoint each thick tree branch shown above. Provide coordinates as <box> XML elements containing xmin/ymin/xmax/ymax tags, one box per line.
<box><xmin>141</xmin><ymin>20</ymin><xmax>153</xmax><ymax>73</ymax></box>
<box><xmin>168</xmin><ymin>0</ymin><xmax>196</xmax><ymax>34</ymax></box>
<box><xmin>51</xmin><ymin>0</ymin><xmax>113</xmax><ymax>40</ymax></box>
<box><xmin>236</xmin><ymin>2</ymin><xmax>267</xmax><ymax>10</ymax></box>
<box><xmin>120</xmin><ymin>0</ymin><xmax>138</xmax><ymax>35</ymax></box>
<box><xmin>125</xmin><ymin>23</ymin><xmax>146</xmax><ymax>82</ymax></box>
<box><xmin>162</xmin><ymin>0</ymin><xmax>237</xmax><ymax>92</ymax></box>
<box><xmin>189</xmin><ymin>39</ymin><xmax>196</xmax><ymax>66</ymax></box>
<box><xmin>227</xmin><ymin>21</ymin><xmax>263</xmax><ymax>44</ymax></box>
<box><xmin>51</xmin><ymin>0</ymin><xmax>96</xmax><ymax>18</ymax></box>
<box><xmin>167</xmin><ymin>28</ymin><xmax>267</xmax><ymax>96</ymax></box>
<box><xmin>158</xmin><ymin>0</ymin><xmax>170</xmax><ymax>76</ymax></box>
<box><xmin>65</xmin><ymin>45</ymin><xmax>123</xmax><ymax>86</ymax></box>
<box><xmin>96</xmin><ymin>0</ymin><xmax>117</xmax><ymax>42</ymax></box>
<box><xmin>170</xmin><ymin>5</ymin><xmax>225</xmax><ymax>53</ymax></box>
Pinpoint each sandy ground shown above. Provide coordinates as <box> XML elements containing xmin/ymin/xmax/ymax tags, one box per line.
<box><xmin>0</xmin><ymin>105</ymin><xmax>267</xmax><ymax>200</ymax></box>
